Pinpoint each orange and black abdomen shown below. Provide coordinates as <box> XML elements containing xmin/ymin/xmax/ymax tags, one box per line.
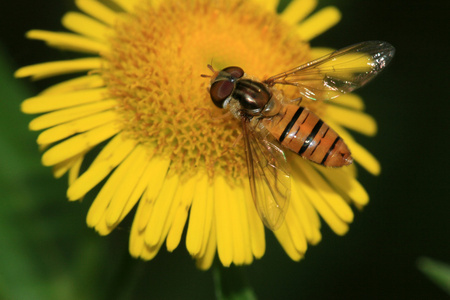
<box><xmin>263</xmin><ymin>104</ymin><xmax>352</xmax><ymax>167</ymax></box>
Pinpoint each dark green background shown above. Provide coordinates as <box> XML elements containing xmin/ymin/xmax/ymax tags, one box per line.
<box><xmin>0</xmin><ymin>0</ymin><xmax>448</xmax><ymax>299</ymax></box>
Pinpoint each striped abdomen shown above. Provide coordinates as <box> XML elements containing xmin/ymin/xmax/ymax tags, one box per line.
<box><xmin>262</xmin><ymin>104</ymin><xmax>352</xmax><ymax>167</ymax></box>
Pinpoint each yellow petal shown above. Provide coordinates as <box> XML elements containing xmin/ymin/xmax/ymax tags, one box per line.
<box><xmin>290</xmin><ymin>182</ymin><xmax>314</xmax><ymax>243</ymax></box>
<box><xmin>196</xmin><ymin>183</ymin><xmax>215</xmax><ymax>259</ymax></box>
<box><xmin>52</xmin><ymin>152</ymin><xmax>85</xmax><ymax>179</ymax></box>
<box><xmin>26</xmin><ymin>30</ymin><xmax>108</xmax><ymax>54</ymax></box>
<box><xmin>329</xmin><ymin>122</ymin><xmax>381</xmax><ymax>175</ymax></box>
<box><xmin>118</xmin><ymin>160</ymin><xmax>158</xmax><ymax>223</ymax></box>
<box><xmin>310</xmin><ymin>47</ymin><xmax>334</xmax><ymax>59</ymax></box>
<box><xmin>62</xmin><ymin>12</ymin><xmax>110</xmax><ymax>41</ymax></box>
<box><xmin>326</xmin><ymin>105</ymin><xmax>377</xmax><ymax>136</ymax></box>
<box><xmin>233</xmin><ymin>186</ymin><xmax>253</xmax><ymax>265</ymax></box>
<box><xmin>140</xmin><ymin>241</ymin><xmax>163</xmax><ymax>261</ymax></box>
<box><xmin>136</xmin><ymin>157</ymin><xmax>171</xmax><ymax>231</ymax></box>
<box><xmin>284</xmin><ymin>202</ymin><xmax>308</xmax><ymax>254</ymax></box>
<box><xmin>30</xmin><ymin>100</ymin><xmax>117</xmax><ymax>131</ymax></box>
<box><xmin>186</xmin><ymin>174</ymin><xmax>210</xmax><ymax>256</ymax></box>
<box><xmin>105</xmin><ymin>145</ymin><xmax>149</xmax><ymax>227</ymax></box>
<box><xmin>137</xmin><ymin>176</ymin><xmax>184</xmax><ymax>261</ymax></box>
<box><xmin>301</xmin><ymin>162</ymin><xmax>354</xmax><ymax>223</ymax></box>
<box><xmin>274</xmin><ymin>223</ymin><xmax>304</xmax><ymax>261</ymax></box>
<box><xmin>37</xmin><ymin>111</ymin><xmax>118</xmax><ymax>144</ymax></box>
<box><xmin>75</xmin><ymin>0</ymin><xmax>117</xmax><ymax>25</ymax></box>
<box><xmin>316</xmin><ymin>166</ymin><xmax>370</xmax><ymax>206</ymax></box>
<box><xmin>67</xmin><ymin>134</ymin><xmax>137</xmax><ymax>200</ymax></box>
<box><xmin>166</xmin><ymin>176</ymin><xmax>197</xmax><ymax>252</ymax></box>
<box><xmin>300</xmin><ymin>193</ymin><xmax>322</xmax><ymax>245</ymax></box>
<box><xmin>68</xmin><ymin>154</ymin><xmax>84</xmax><ymax>186</ymax></box>
<box><xmin>195</xmin><ymin>221</ymin><xmax>217</xmax><ymax>270</ymax></box>
<box><xmin>42</xmin><ymin>122</ymin><xmax>119</xmax><ymax>166</ymax></box>
<box><xmin>144</xmin><ymin>174</ymin><xmax>179</xmax><ymax>246</ymax></box>
<box><xmin>331</xmin><ymin>93</ymin><xmax>365</xmax><ymax>111</ymax></box>
<box><xmin>22</xmin><ymin>87</ymin><xmax>108</xmax><ymax>114</ymax></box>
<box><xmin>93</xmin><ymin>153</ymin><xmax>164</xmax><ymax>238</ymax></box>
<box><xmin>243</xmin><ymin>181</ymin><xmax>266</xmax><ymax>259</ymax></box>
<box><xmin>129</xmin><ymin>200</ymin><xmax>146</xmax><ymax>257</ymax></box>
<box><xmin>293</xmin><ymin>161</ymin><xmax>350</xmax><ymax>235</ymax></box>
<box><xmin>15</xmin><ymin>57</ymin><xmax>103</xmax><ymax>80</ymax></box>
<box><xmin>228</xmin><ymin>186</ymin><xmax>247</xmax><ymax>265</ymax></box>
<box><xmin>349</xmin><ymin>142</ymin><xmax>381</xmax><ymax>176</ymax></box>
<box><xmin>143</xmin><ymin>175</ymin><xmax>191</xmax><ymax>260</ymax></box>
<box><xmin>86</xmin><ymin>145</ymin><xmax>142</xmax><ymax>229</ymax></box>
<box><xmin>40</xmin><ymin>75</ymin><xmax>105</xmax><ymax>95</ymax></box>
<box><xmin>296</xmin><ymin>6</ymin><xmax>341</xmax><ymax>41</ymax></box>
<box><xmin>143</xmin><ymin>159</ymin><xmax>172</xmax><ymax>201</ymax></box>
<box><xmin>280</xmin><ymin>0</ymin><xmax>317</xmax><ymax>25</ymax></box>
<box><xmin>112</xmin><ymin>0</ymin><xmax>138</xmax><ymax>12</ymax></box>
<box><xmin>253</xmin><ymin>0</ymin><xmax>278</xmax><ymax>12</ymax></box>
<box><xmin>214</xmin><ymin>176</ymin><xmax>233</xmax><ymax>266</ymax></box>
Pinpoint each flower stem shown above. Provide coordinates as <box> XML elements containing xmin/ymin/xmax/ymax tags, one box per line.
<box><xmin>212</xmin><ymin>261</ymin><xmax>257</xmax><ymax>300</ymax></box>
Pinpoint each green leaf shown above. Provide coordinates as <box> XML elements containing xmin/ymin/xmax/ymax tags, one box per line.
<box><xmin>417</xmin><ymin>257</ymin><xmax>450</xmax><ymax>295</ymax></box>
<box><xmin>0</xmin><ymin>42</ymin><xmax>103</xmax><ymax>300</ymax></box>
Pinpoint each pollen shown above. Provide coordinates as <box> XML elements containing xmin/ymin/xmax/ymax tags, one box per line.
<box><xmin>103</xmin><ymin>0</ymin><xmax>312</xmax><ymax>181</ymax></box>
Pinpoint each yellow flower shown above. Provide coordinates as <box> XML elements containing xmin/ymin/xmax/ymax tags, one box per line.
<box><xmin>16</xmin><ymin>0</ymin><xmax>380</xmax><ymax>270</ymax></box>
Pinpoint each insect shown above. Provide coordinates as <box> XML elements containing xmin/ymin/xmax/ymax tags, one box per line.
<box><xmin>203</xmin><ymin>41</ymin><xmax>395</xmax><ymax>230</ymax></box>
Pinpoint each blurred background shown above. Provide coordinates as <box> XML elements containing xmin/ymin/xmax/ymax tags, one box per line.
<box><xmin>0</xmin><ymin>0</ymin><xmax>449</xmax><ymax>299</ymax></box>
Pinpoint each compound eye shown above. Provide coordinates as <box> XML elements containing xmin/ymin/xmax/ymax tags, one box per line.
<box><xmin>210</xmin><ymin>80</ymin><xmax>234</xmax><ymax>108</ymax></box>
<box><xmin>223</xmin><ymin>66</ymin><xmax>244</xmax><ymax>79</ymax></box>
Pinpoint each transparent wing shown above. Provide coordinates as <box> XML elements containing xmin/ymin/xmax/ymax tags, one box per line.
<box><xmin>264</xmin><ymin>41</ymin><xmax>395</xmax><ymax>101</ymax></box>
<box><xmin>242</xmin><ymin>118</ymin><xmax>291</xmax><ymax>231</ymax></box>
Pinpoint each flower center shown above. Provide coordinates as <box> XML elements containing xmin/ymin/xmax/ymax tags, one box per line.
<box><xmin>103</xmin><ymin>0</ymin><xmax>315</xmax><ymax>183</ymax></box>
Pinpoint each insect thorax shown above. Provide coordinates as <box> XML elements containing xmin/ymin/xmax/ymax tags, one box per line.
<box><xmin>225</xmin><ymin>77</ymin><xmax>283</xmax><ymax>120</ymax></box>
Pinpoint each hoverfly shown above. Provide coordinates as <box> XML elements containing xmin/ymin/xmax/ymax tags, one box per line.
<box><xmin>203</xmin><ymin>41</ymin><xmax>395</xmax><ymax>230</ymax></box>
